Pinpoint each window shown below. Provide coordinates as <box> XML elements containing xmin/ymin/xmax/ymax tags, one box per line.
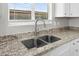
<box><xmin>35</xmin><ymin>3</ymin><xmax>48</xmax><ymax>19</ymax></box>
<box><xmin>9</xmin><ymin>3</ymin><xmax>48</xmax><ymax>20</ymax></box>
<box><xmin>9</xmin><ymin>3</ymin><xmax>32</xmax><ymax>20</ymax></box>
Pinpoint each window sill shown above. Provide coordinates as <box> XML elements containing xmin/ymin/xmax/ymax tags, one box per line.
<box><xmin>8</xmin><ymin>22</ymin><xmax>35</xmax><ymax>26</ymax></box>
<box><xmin>8</xmin><ymin>20</ymin><xmax>52</xmax><ymax>27</ymax></box>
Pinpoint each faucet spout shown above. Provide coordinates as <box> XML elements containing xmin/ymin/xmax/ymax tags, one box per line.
<box><xmin>35</xmin><ymin>19</ymin><xmax>46</xmax><ymax>36</ymax></box>
<box><xmin>34</xmin><ymin>19</ymin><xmax>46</xmax><ymax>47</ymax></box>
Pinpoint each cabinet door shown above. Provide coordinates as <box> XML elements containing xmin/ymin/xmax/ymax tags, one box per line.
<box><xmin>70</xmin><ymin>3</ymin><xmax>79</xmax><ymax>17</ymax></box>
<box><xmin>55</xmin><ymin>3</ymin><xmax>66</xmax><ymax>17</ymax></box>
<box><xmin>65</xmin><ymin>3</ymin><xmax>70</xmax><ymax>17</ymax></box>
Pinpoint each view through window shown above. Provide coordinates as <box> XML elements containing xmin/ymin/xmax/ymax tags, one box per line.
<box><xmin>9</xmin><ymin>3</ymin><xmax>48</xmax><ymax>20</ymax></box>
<box><xmin>35</xmin><ymin>3</ymin><xmax>48</xmax><ymax>19</ymax></box>
<box><xmin>9</xmin><ymin>3</ymin><xmax>32</xmax><ymax>20</ymax></box>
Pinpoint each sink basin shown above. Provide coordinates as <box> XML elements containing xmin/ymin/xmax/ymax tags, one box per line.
<box><xmin>49</xmin><ymin>36</ymin><xmax>61</xmax><ymax>43</ymax></box>
<box><xmin>21</xmin><ymin>38</ymin><xmax>47</xmax><ymax>49</ymax></box>
<box><xmin>21</xmin><ymin>35</ymin><xmax>61</xmax><ymax>49</ymax></box>
<box><xmin>38</xmin><ymin>35</ymin><xmax>61</xmax><ymax>43</ymax></box>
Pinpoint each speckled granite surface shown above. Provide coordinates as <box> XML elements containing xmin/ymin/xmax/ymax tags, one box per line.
<box><xmin>0</xmin><ymin>29</ymin><xmax>79</xmax><ymax>56</ymax></box>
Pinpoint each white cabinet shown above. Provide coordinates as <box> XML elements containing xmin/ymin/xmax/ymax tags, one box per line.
<box><xmin>70</xmin><ymin>3</ymin><xmax>79</xmax><ymax>17</ymax></box>
<box><xmin>55</xmin><ymin>3</ymin><xmax>70</xmax><ymax>17</ymax></box>
<box><xmin>55</xmin><ymin>3</ymin><xmax>79</xmax><ymax>17</ymax></box>
<box><xmin>55</xmin><ymin>3</ymin><xmax>65</xmax><ymax>17</ymax></box>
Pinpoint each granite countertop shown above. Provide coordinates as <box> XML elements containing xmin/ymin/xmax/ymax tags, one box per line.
<box><xmin>0</xmin><ymin>30</ymin><xmax>79</xmax><ymax>56</ymax></box>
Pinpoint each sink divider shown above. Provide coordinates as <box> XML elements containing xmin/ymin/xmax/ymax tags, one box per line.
<box><xmin>34</xmin><ymin>38</ymin><xmax>38</xmax><ymax>48</ymax></box>
<box><xmin>38</xmin><ymin>38</ymin><xmax>49</xmax><ymax>44</ymax></box>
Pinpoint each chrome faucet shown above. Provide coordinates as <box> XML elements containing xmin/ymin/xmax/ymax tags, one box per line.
<box><xmin>34</xmin><ymin>19</ymin><xmax>46</xmax><ymax>36</ymax></box>
<box><xmin>34</xmin><ymin>19</ymin><xmax>46</xmax><ymax>47</ymax></box>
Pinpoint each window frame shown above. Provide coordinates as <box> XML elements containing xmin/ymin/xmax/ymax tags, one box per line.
<box><xmin>8</xmin><ymin>3</ymin><xmax>53</xmax><ymax>26</ymax></box>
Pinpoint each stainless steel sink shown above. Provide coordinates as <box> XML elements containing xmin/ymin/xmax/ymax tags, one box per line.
<box><xmin>21</xmin><ymin>35</ymin><xmax>61</xmax><ymax>49</ymax></box>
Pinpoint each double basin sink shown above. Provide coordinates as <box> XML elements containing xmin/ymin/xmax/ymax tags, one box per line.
<box><xmin>21</xmin><ymin>35</ymin><xmax>61</xmax><ymax>49</ymax></box>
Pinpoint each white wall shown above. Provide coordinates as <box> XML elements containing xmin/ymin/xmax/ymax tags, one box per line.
<box><xmin>0</xmin><ymin>3</ymin><xmax>69</xmax><ymax>36</ymax></box>
<box><xmin>54</xmin><ymin>18</ymin><xmax>69</xmax><ymax>28</ymax></box>
<box><xmin>69</xmin><ymin>18</ymin><xmax>79</xmax><ymax>27</ymax></box>
<box><xmin>7</xmin><ymin>18</ymin><xmax>69</xmax><ymax>35</ymax></box>
<box><xmin>0</xmin><ymin>3</ymin><xmax>8</xmax><ymax>36</ymax></box>
<box><xmin>7</xmin><ymin>23</ymin><xmax>53</xmax><ymax>35</ymax></box>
